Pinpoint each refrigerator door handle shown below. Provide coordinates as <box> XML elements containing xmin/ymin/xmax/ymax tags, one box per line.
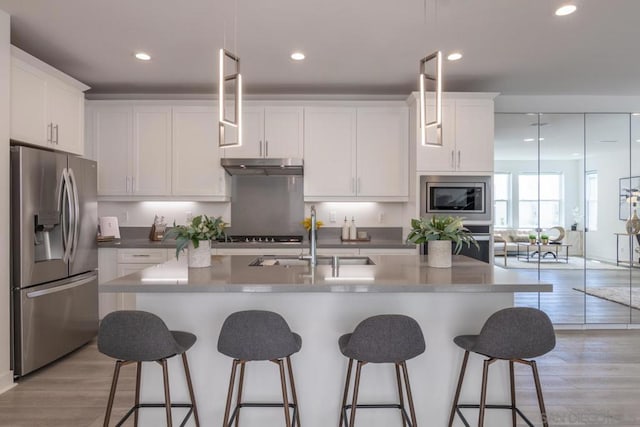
<box><xmin>67</xmin><ymin>168</ymin><xmax>80</xmax><ymax>262</ymax></box>
<box><xmin>26</xmin><ymin>273</ymin><xmax>97</xmax><ymax>298</ymax></box>
<box><xmin>59</xmin><ymin>168</ymin><xmax>73</xmax><ymax>263</ymax></box>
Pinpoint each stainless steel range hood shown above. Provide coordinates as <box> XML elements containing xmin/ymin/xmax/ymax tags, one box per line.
<box><xmin>221</xmin><ymin>158</ymin><xmax>303</xmax><ymax>176</ymax></box>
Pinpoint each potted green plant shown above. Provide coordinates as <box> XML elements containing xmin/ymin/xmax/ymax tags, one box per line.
<box><xmin>528</xmin><ymin>234</ymin><xmax>537</xmax><ymax>244</ymax></box>
<box><xmin>407</xmin><ymin>216</ymin><xmax>479</xmax><ymax>268</ymax></box>
<box><xmin>540</xmin><ymin>234</ymin><xmax>549</xmax><ymax>245</ymax></box>
<box><xmin>164</xmin><ymin>214</ymin><xmax>226</xmax><ymax>268</ymax></box>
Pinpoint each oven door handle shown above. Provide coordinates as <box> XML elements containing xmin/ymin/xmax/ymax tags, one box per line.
<box><xmin>472</xmin><ymin>235</ymin><xmax>491</xmax><ymax>241</ymax></box>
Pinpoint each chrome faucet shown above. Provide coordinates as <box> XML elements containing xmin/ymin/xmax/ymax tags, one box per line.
<box><xmin>300</xmin><ymin>205</ymin><xmax>318</xmax><ymax>267</ymax></box>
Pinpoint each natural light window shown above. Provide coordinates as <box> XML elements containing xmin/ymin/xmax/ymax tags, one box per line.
<box><xmin>494</xmin><ymin>173</ymin><xmax>511</xmax><ymax>228</ymax></box>
<box><xmin>518</xmin><ymin>173</ymin><xmax>563</xmax><ymax>228</ymax></box>
<box><xmin>586</xmin><ymin>171</ymin><xmax>598</xmax><ymax>231</ymax></box>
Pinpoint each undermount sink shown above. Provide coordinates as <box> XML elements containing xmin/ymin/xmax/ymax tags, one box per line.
<box><xmin>249</xmin><ymin>255</ymin><xmax>375</xmax><ymax>267</ymax></box>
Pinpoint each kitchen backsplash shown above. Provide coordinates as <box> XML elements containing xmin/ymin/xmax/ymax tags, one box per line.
<box><xmin>98</xmin><ymin>201</ymin><xmax>406</xmax><ymax>228</ymax></box>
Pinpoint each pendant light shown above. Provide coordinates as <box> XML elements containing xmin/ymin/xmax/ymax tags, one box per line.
<box><xmin>419</xmin><ymin>51</ymin><xmax>442</xmax><ymax>146</ymax></box>
<box><xmin>218</xmin><ymin>0</ymin><xmax>242</xmax><ymax>148</ymax></box>
<box><xmin>418</xmin><ymin>0</ymin><xmax>443</xmax><ymax>146</ymax></box>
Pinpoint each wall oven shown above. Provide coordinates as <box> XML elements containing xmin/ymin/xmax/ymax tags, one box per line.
<box><xmin>420</xmin><ymin>175</ymin><xmax>492</xmax><ymax>223</ymax></box>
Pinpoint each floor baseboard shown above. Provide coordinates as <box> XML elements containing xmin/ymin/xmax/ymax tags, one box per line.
<box><xmin>0</xmin><ymin>370</ymin><xmax>16</xmax><ymax>395</ymax></box>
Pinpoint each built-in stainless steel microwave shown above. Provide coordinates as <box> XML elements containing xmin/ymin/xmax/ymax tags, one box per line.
<box><xmin>419</xmin><ymin>175</ymin><xmax>492</xmax><ymax>223</ymax></box>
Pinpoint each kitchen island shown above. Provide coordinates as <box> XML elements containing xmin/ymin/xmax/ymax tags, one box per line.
<box><xmin>100</xmin><ymin>254</ymin><xmax>551</xmax><ymax>427</ymax></box>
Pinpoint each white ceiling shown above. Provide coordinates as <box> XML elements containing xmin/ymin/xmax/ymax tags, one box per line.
<box><xmin>0</xmin><ymin>0</ymin><xmax>639</xmax><ymax>95</ymax></box>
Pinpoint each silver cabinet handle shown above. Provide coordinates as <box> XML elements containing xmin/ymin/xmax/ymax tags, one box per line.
<box><xmin>457</xmin><ymin>150</ymin><xmax>461</xmax><ymax>168</ymax></box>
<box><xmin>259</xmin><ymin>140</ymin><xmax>263</xmax><ymax>157</ymax></box>
<box><xmin>131</xmin><ymin>254</ymin><xmax>151</xmax><ymax>257</ymax></box>
<box><xmin>450</xmin><ymin>150</ymin><xmax>454</xmax><ymax>168</ymax></box>
<box><xmin>54</xmin><ymin>124</ymin><xmax>59</xmax><ymax>144</ymax></box>
<box><xmin>47</xmin><ymin>123</ymin><xmax>52</xmax><ymax>144</ymax></box>
<box><xmin>265</xmin><ymin>140</ymin><xmax>269</xmax><ymax>157</ymax></box>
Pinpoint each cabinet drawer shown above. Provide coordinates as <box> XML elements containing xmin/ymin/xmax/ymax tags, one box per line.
<box><xmin>116</xmin><ymin>248</ymin><xmax>168</xmax><ymax>264</ymax></box>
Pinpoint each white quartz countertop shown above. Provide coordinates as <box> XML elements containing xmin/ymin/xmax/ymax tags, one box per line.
<box><xmin>100</xmin><ymin>255</ymin><xmax>552</xmax><ymax>293</ymax></box>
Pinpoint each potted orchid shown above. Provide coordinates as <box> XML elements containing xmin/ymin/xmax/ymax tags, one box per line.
<box><xmin>164</xmin><ymin>214</ymin><xmax>226</xmax><ymax>267</ymax></box>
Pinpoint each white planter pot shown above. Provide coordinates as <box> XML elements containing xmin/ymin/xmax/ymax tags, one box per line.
<box><xmin>188</xmin><ymin>240</ymin><xmax>211</xmax><ymax>268</ymax></box>
<box><xmin>428</xmin><ymin>240</ymin><xmax>452</xmax><ymax>268</ymax></box>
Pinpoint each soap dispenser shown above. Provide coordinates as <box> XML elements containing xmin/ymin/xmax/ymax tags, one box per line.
<box><xmin>349</xmin><ymin>216</ymin><xmax>357</xmax><ymax>240</ymax></box>
<box><xmin>341</xmin><ymin>216</ymin><xmax>350</xmax><ymax>241</ymax></box>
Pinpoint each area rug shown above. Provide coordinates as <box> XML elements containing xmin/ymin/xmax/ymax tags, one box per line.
<box><xmin>495</xmin><ymin>256</ymin><xmax>625</xmax><ymax>270</ymax></box>
<box><xmin>573</xmin><ymin>287</ymin><xmax>640</xmax><ymax>310</ymax></box>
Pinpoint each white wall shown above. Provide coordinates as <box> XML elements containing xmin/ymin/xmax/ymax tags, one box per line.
<box><xmin>0</xmin><ymin>9</ymin><xmax>13</xmax><ymax>393</ymax></box>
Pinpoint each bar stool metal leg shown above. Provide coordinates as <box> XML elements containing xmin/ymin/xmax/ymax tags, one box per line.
<box><xmin>348</xmin><ymin>361</ymin><xmax>365</xmax><ymax>427</ymax></box>
<box><xmin>223</xmin><ymin>360</ymin><xmax>239</xmax><ymax>427</ymax></box>
<box><xmin>448</xmin><ymin>350</ymin><xmax>469</xmax><ymax>427</ymax></box>
<box><xmin>530</xmin><ymin>360</ymin><xmax>549</xmax><ymax>427</ymax></box>
<box><xmin>182</xmin><ymin>353</ymin><xmax>200</xmax><ymax>427</ymax></box>
<box><xmin>104</xmin><ymin>360</ymin><xmax>123</xmax><ymax>427</ymax></box>
<box><xmin>395</xmin><ymin>364</ymin><xmax>407</xmax><ymax>427</ymax></box>
<box><xmin>235</xmin><ymin>361</ymin><xmax>246</xmax><ymax>427</ymax></box>
<box><xmin>276</xmin><ymin>359</ymin><xmax>292</xmax><ymax>427</ymax></box>
<box><xmin>339</xmin><ymin>359</ymin><xmax>354</xmax><ymax>427</ymax></box>
<box><xmin>478</xmin><ymin>358</ymin><xmax>496</xmax><ymax>427</ymax></box>
<box><xmin>134</xmin><ymin>362</ymin><xmax>142</xmax><ymax>427</ymax></box>
<box><xmin>286</xmin><ymin>356</ymin><xmax>301</xmax><ymax>427</ymax></box>
<box><xmin>509</xmin><ymin>361</ymin><xmax>516</xmax><ymax>427</ymax></box>
<box><xmin>160</xmin><ymin>359</ymin><xmax>173</xmax><ymax>427</ymax></box>
<box><xmin>400</xmin><ymin>361</ymin><xmax>417</xmax><ymax>427</ymax></box>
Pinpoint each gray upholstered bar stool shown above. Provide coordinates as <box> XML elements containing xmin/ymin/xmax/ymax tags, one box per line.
<box><xmin>217</xmin><ymin>310</ymin><xmax>302</xmax><ymax>427</ymax></box>
<box><xmin>448</xmin><ymin>307</ymin><xmax>555</xmax><ymax>427</ymax></box>
<box><xmin>98</xmin><ymin>310</ymin><xmax>200</xmax><ymax>427</ymax></box>
<box><xmin>338</xmin><ymin>314</ymin><xmax>426</xmax><ymax>427</ymax></box>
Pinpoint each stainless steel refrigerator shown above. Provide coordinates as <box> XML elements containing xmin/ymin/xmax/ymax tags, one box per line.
<box><xmin>10</xmin><ymin>145</ymin><xmax>98</xmax><ymax>377</ymax></box>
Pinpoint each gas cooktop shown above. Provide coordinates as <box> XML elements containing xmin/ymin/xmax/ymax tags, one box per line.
<box><xmin>222</xmin><ymin>235</ymin><xmax>303</xmax><ymax>244</ymax></box>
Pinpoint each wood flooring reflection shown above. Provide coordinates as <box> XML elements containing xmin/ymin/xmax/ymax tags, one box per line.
<box><xmin>1</xmin><ymin>332</ymin><xmax>640</xmax><ymax>426</ymax></box>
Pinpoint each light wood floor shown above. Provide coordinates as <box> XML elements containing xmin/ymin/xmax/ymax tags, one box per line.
<box><xmin>1</xmin><ymin>331</ymin><xmax>640</xmax><ymax>426</ymax></box>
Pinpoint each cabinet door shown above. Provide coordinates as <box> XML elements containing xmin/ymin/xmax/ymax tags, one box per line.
<box><xmin>10</xmin><ymin>59</ymin><xmax>48</xmax><ymax>146</ymax></box>
<box><xmin>132</xmin><ymin>106</ymin><xmax>172</xmax><ymax>195</ymax></box>
<box><xmin>47</xmin><ymin>78</ymin><xmax>84</xmax><ymax>155</ymax></box>
<box><xmin>98</xmin><ymin>248</ymin><xmax>118</xmax><ymax>319</ymax></box>
<box><xmin>454</xmin><ymin>99</ymin><xmax>494</xmax><ymax>173</ymax></box>
<box><xmin>172</xmin><ymin>106</ymin><xmax>227</xmax><ymax>196</ymax></box>
<box><xmin>94</xmin><ymin>106</ymin><xmax>132</xmax><ymax>196</ymax></box>
<box><xmin>224</xmin><ymin>106</ymin><xmax>263</xmax><ymax>158</ymax></box>
<box><xmin>264</xmin><ymin>107</ymin><xmax>303</xmax><ymax>158</ymax></box>
<box><xmin>356</xmin><ymin>107</ymin><xmax>408</xmax><ymax>199</ymax></box>
<box><xmin>304</xmin><ymin>108</ymin><xmax>357</xmax><ymax>199</ymax></box>
<box><xmin>416</xmin><ymin>99</ymin><xmax>456</xmax><ymax>172</ymax></box>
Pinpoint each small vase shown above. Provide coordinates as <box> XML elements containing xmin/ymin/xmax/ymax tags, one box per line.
<box><xmin>626</xmin><ymin>210</ymin><xmax>640</xmax><ymax>235</ymax></box>
<box><xmin>428</xmin><ymin>240</ymin><xmax>452</xmax><ymax>268</ymax></box>
<box><xmin>187</xmin><ymin>240</ymin><xmax>211</xmax><ymax>268</ymax></box>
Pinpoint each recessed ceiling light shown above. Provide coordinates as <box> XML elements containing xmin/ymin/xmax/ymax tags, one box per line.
<box><xmin>633</xmin><ymin>113</ymin><xmax>640</xmax><ymax>116</ymax></box>
<box><xmin>539</xmin><ymin>137</ymin><xmax>545</xmax><ymax>141</ymax></box>
<box><xmin>290</xmin><ymin>52</ymin><xmax>305</xmax><ymax>61</ymax></box>
<box><xmin>524</xmin><ymin>138</ymin><xmax>535</xmax><ymax>142</ymax></box>
<box><xmin>135</xmin><ymin>52</ymin><xmax>151</xmax><ymax>61</ymax></box>
<box><xmin>447</xmin><ymin>52</ymin><xmax>462</xmax><ymax>61</ymax></box>
<box><xmin>635</xmin><ymin>139</ymin><xmax>640</xmax><ymax>143</ymax></box>
<box><xmin>555</xmin><ymin>4</ymin><xmax>577</xmax><ymax>16</ymax></box>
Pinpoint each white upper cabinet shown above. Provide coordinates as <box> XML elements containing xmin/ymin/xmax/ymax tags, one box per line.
<box><xmin>10</xmin><ymin>47</ymin><xmax>89</xmax><ymax>155</ymax></box>
<box><xmin>172</xmin><ymin>106</ymin><xmax>227</xmax><ymax>196</ymax></box>
<box><xmin>88</xmin><ymin>101</ymin><xmax>228</xmax><ymax>200</ymax></box>
<box><xmin>356</xmin><ymin>107</ymin><xmax>408</xmax><ymax>198</ymax></box>
<box><xmin>304</xmin><ymin>104</ymin><xmax>409</xmax><ymax>201</ymax></box>
<box><xmin>132</xmin><ymin>106</ymin><xmax>172</xmax><ymax>195</ymax></box>
<box><xmin>413</xmin><ymin>93</ymin><xmax>496</xmax><ymax>174</ymax></box>
<box><xmin>224</xmin><ymin>105</ymin><xmax>303</xmax><ymax>158</ymax></box>
<box><xmin>304</xmin><ymin>107</ymin><xmax>357</xmax><ymax>198</ymax></box>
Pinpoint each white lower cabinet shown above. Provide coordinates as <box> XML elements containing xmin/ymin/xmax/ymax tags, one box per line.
<box><xmin>98</xmin><ymin>248</ymin><xmax>170</xmax><ymax>317</ymax></box>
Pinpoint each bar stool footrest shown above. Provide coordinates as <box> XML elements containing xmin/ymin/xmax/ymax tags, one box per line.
<box><xmin>116</xmin><ymin>402</ymin><xmax>195</xmax><ymax>427</ymax></box>
<box><xmin>342</xmin><ymin>403</ymin><xmax>413</xmax><ymax>427</ymax></box>
<box><xmin>455</xmin><ymin>404</ymin><xmax>535</xmax><ymax>427</ymax></box>
<box><xmin>227</xmin><ymin>402</ymin><xmax>298</xmax><ymax>427</ymax></box>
